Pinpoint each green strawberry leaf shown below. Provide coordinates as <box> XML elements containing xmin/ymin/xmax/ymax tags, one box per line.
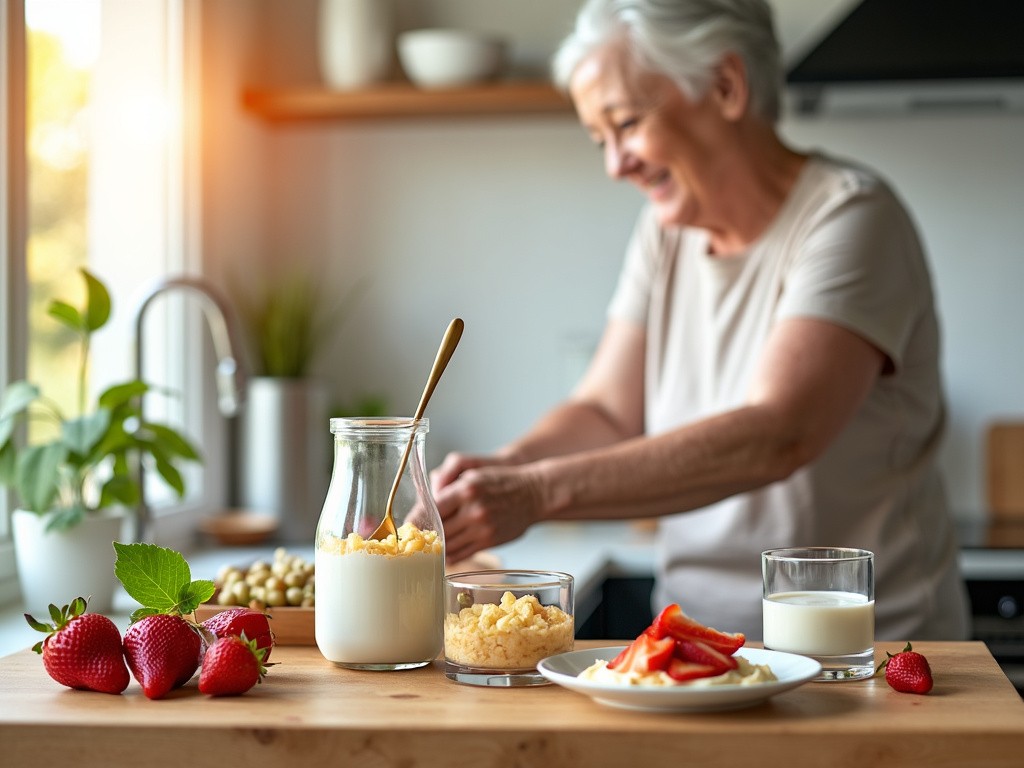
<box><xmin>114</xmin><ymin>541</ymin><xmax>216</xmax><ymax>616</ymax></box>
<box><xmin>24</xmin><ymin>613</ymin><xmax>52</xmax><ymax>633</ymax></box>
<box><xmin>129</xmin><ymin>606</ymin><xmax>162</xmax><ymax>623</ymax></box>
<box><xmin>114</xmin><ymin>542</ymin><xmax>192</xmax><ymax>613</ymax></box>
<box><xmin>179</xmin><ymin>580</ymin><xmax>216</xmax><ymax>615</ymax></box>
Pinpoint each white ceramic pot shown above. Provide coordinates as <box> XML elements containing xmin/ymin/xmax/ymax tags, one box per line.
<box><xmin>318</xmin><ymin>0</ymin><xmax>395</xmax><ymax>90</ymax></box>
<box><xmin>12</xmin><ymin>508</ymin><xmax>124</xmax><ymax>615</ymax></box>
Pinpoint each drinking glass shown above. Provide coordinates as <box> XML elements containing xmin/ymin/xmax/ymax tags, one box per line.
<box><xmin>762</xmin><ymin>547</ymin><xmax>874</xmax><ymax>681</ymax></box>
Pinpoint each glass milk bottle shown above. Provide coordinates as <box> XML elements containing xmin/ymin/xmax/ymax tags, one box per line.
<box><xmin>314</xmin><ymin>417</ymin><xmax>445</xmax><ymax>670</ymax></box>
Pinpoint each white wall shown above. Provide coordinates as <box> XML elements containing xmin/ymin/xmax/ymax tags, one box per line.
<box><xmin>203</xmin><ymin>0</ymin><xmax>1024</xmax><ymax>520</ymax></box>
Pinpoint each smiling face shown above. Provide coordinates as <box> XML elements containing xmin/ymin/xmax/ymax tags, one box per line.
<box><xmin>569</xmin><ymin>42</ymin><xmax>731</xmax><ymax>230</ymax></box>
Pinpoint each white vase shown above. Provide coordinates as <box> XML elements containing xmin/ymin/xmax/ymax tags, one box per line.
<box><xmin>239</xmin><ymin>377</ymin><xmax>330</xmax><ymax>544</ymax></box>
<box><xmin>12</xmin><ymin>508</ymin><xmax>124</xmax><ymax>615</ymax></box>
<box><xmin>318</xmin><ymin>0</ymin><xmax>395</xmax><ymax>90</ymax></box>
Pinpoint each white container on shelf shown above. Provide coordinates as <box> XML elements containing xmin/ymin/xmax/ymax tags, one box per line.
<box><xmin>398</xmin><ymin>29</ymin><xmax>506</xmax><ymax>89</ymax></box>
<box><xmin>318</xmin><ymin>0</ymin><xmax>395</xmax><ymax>90</ymax></box>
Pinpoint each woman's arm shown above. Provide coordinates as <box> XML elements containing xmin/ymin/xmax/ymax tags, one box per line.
<box><xmin>439</xmin><ymin>316</ymin><xmax>885</xmax><ymax>561</ymax></box>
<box><xmin>536</xmin><ymin>316</ymin><xmax>886</xmax><ymax>518</ymax></box>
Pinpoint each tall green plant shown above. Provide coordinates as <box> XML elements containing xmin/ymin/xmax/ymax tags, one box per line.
<box><xmin>0</xmin><ymin>269</ymin><xmax>201</xmax><ymax>531</ymax></box>
<box><xmin>238</xmin><ymin>272</ymin><xmax>361</xmax><ymax>379</ymax></box>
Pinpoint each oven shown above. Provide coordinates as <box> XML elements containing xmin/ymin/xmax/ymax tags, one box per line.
<box><xmin>958</xmin><ymin>521</ymin><xmax>1024</xmax><ymax>695</ymax></box>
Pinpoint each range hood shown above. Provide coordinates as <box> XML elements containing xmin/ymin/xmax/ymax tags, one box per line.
<box><xmin>784</xmin><ymin>0</ymin><xmax>1024</xmax><ymax>115</ymax></box>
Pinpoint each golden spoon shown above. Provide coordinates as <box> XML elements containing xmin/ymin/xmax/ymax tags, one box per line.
<box><xmin>369</xmin><ymin>317</ymin><xmax>464</xmax><ymax>542</ymax></box>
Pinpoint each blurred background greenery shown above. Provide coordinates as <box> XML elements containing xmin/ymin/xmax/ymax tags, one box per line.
<box><xmin>25</xmin><ymin>3</ymin><xmax>96</xmax><ymax>442</ymax></box>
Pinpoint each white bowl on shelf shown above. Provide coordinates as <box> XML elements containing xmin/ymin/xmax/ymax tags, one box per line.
<box><xmin>397</xmin><ymin>29</ymin><xmax>506</xmax><ymax>89</ymax></box>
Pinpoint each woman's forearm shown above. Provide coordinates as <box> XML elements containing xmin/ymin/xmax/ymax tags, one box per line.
<box><xmin>499</xmin><ymin>399</ymin><xmax>641</xmax><ymax>464</ymax></box>
<box><xmin>532</xmin><ymin>403</ymin><xmax>805</xmax><ymax>521</ymax></box>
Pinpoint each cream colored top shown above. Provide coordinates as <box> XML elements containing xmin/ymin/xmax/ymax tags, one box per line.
<box><xmin>608</xmin><ymin>154</ymin><xmax>969</xmax><ymax>641</ymax></box>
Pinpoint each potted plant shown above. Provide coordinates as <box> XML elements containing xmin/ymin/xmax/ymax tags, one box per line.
<box><xmin>0</xmin><ymin>268</ymin><xmax>201</xmax><ymax>613</ymax></box>
<box><xmin>232</xmin><ymin>271</ymin><xmax>358</xmax><ymax>544</ymax></box>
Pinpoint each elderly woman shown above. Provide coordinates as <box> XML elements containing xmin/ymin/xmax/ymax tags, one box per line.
<box><xmin>432</xmin><ymin>0</ymin><xmax>969</xmax><ymax>642</ymax></box>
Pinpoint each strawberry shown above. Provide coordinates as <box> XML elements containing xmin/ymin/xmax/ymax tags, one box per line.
<box><xmin>674</xmin><ymin>638</ymin><xmax>739</xmax><ymax>672</ymax></box>
<box><xmin>607</xmin><ymin>633</ymin><xmax>675</xmax><ymax>673</ymax></box>
<box><xmin>200</xmin><ymin>607</ymin><xmax>274</xmax><ymax>661</ymax></box>
<box><xmin>123</xmin><ymin>614</ymin><xmax>202</xmax><ymax>699</ymax></box>
<box><xmin>877</xmin><ymin>642</ymin><xmax>933</xmax><ymax>694</ymax></box>
<box><xmin>665</xmin><ymin>658</ymin><xmax>721</xmax><ymax>682</ymax></box>
<box><xmin>647</xmin><ymin>603</ymin><xmax>746</xmax><ymax>655</ymax></box>
<box><xmin>198</xmin><ymin>633</ymin><xmax>268</xmax><ymax>697</ymax></box>
<box><xmin>24</xmin><ymin>597</ymin><xmax>130</xmax><ymax>695</ymax></box>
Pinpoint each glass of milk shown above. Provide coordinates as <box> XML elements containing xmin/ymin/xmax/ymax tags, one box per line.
<box><xmin>762</xmin><ymin>547</ymin><xmax>874</xmax><ymax>681</ymax></box>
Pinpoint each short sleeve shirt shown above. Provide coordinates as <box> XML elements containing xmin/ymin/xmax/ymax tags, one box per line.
<box><xmin>608</xmin><ymin>154</ymin><xmax>969</xmax><ymax>641</ymax></box>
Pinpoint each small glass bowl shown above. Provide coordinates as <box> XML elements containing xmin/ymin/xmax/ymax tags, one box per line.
<box><xmin>444</xmin><ymin>569</ymin><xmax>574</xmax><ymax>687</ymax></box>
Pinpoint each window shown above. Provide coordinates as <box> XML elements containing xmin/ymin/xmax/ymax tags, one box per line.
<box><xmin>1</xmin><ymin>0</ymin><xmax>28</xmax><ymax>603</ymax></box>
<box><xmin>2</xmin><ymin>0</ymin><xmax>218</xmax><ymax>600</ymax></box>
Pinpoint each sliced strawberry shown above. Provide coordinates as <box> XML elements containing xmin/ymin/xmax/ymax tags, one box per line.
<box><xmin>675</xmin><ymin>638</ymin><xmax>738</xmax><ymax>672</ymax></box>
<box><xmin>607</xmin><ymin>634</ymin><xmax>676</xmax><ymax>673</ymax></box>
<box><xmin>665</xmin><ymin>658</ymin><xmax>721</xmax><ymax>682</ymax></box>
<box><xmin>648</xmin><ymin>604</ymin><xmax>745</xmax><ymax>655</ymax></box>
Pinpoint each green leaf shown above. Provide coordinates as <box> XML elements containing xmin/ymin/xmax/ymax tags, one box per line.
<box><xmin>46</xmin><ymin>300</ymin><xmax>84</xmax><ymax>331</ymax></box>
<box><xmin>146</xmin><ymin>423</ymin><xmax>200</xmax><ymax>461</ymax></box>
<box><xmin>98</xmin><ymin>381</ymin><xmax>147</xmax><ymax>410</ymax></box>
<box><xmin>62</xmin><ymin>410</ymin><xmax>111</xmax><ymax>455</ymax></box>
<box><xmin>153</xmin><ymin>454</ymin><xmax>185</xmax><ymax>497</ymax></box>
<box><xmin>0</xmin><ymin>440</ymin><xmax>15</xmax><ymax>485</ymax></box>
<box><xmin>69</xmin><ymin>597</ymin><xmax>87</xmax><ymax>617</ymax></box>
<box><xmin>90</xmin><ymin>422</ymin><xmax>134</xmax><ymax>460</ymax></box>
<box><xmin>45</xmin><ymin>504</ymin><xmax>85</xmax><ymax>532</ymax></box>
<box><xmin>0</xmin><ymin>382</ymin><xmax>40</xmax><ymax>446</ymax></box>
<box><xmin>15</xmin><ymin>443</ymin><xmax>67</xmax><ymax>513</ymax></box>
<box><xmin>99</xmin><ymin>475</ymin><xmax>139</xmax><ymax>508</ymax></box>
<box><xmin>81</xmin><ymin>268</ymin><xmax>112</xmax><ymax>332</ymax></box>
<box><xmin>0</xmin><ymin>381</ymin><xmax>40</xmax><ymax>420</ymax></box>
<box><xmin>130</xmin><ymin>607</ymin><xmax>161</xmax><ymax>623</ymax></box>
<box><xmin>179</xmin><ymin>580</ymin><xmax>216</xmax><ymax>615</ymax></box>
<box><xmin>23</xmin><ymin>613</ymin><xmax>52</xmax><ymax>633</ymax></box>
<box><xmin>114</xmin><ymin>542</ymin><xmax>192</xmax><ymax>613</ymax></box>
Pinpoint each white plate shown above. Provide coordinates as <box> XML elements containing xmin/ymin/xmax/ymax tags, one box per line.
<box><xmin>536</xmin><ymin>646</ymin><xmax>822</xmax><ymax>712</ymax></box>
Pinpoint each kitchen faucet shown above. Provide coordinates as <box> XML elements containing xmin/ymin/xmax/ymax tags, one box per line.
<box><xmin>131</xmin><ymin>276</ymin><xmax>247</xmax><ymax>542</ymax></box>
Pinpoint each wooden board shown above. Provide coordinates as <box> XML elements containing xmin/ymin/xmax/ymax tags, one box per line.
<box><xmin>1</xmin><ymin>642</ymin><xmax>1022</xmax><ymax>768</ymax></box>
<box><xmin>987</xmin><ymin>422</ymin><xmax>1024</xmax><ymax>517</ymax></box>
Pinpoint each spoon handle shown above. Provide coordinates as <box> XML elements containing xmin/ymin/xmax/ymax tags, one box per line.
<box><xmin>375</xmin><ymin>318</ymin><xmax>464</xmax><ymax>541</ymax></box>
<box><xmin>412</xmin><ymin>317</ymin><xmax>464</xmax><ymax>422</ymax></box>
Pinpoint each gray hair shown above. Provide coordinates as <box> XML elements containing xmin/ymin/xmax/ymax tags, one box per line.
<box><xmin>552</xmin><ymin>0</ymin><xmax>783</xmax><ymax>122</ymax></box>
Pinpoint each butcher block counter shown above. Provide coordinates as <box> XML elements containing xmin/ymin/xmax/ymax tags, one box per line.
<box><xmin>1</xmin><ymin>641</ymin><xmax>1022</xmax><ymax>768</ymax></box>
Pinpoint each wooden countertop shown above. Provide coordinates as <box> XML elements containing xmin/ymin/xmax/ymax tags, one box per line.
<box><xmin>1</xmin><ymin>641</ymin><xmax>1022</xmax><ymax>768</ymax></box>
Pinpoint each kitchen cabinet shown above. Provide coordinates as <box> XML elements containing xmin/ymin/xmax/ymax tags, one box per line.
<box><xmin>1</xmin><ymin>641</ymin><xmax>1022</xmax><ymax>767</ymax></box>
<box><xmin>242</xmin><ymin>81</ymin><xmax>574</xmax><ymax>122</ymax></box>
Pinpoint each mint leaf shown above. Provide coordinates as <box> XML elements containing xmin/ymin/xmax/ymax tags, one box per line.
<box><xmin>114</xmin><ymin>542</ymin><xmax>191</xmax><ymax>613</ymax></box>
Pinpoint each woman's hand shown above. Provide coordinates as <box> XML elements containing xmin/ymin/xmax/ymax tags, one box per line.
<box><xmin>433</xmin><ymin>462</ymin><xmax>546</xmax><ymax>564</ymax></box>
<box><xmin>430</xmin><ymin>451</ymin><xmax>509</xmax><ymax>496</ymax></box>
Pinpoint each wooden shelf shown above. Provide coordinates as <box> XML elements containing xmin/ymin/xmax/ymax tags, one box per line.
<box><xmin>242</xmin><ymin>81</ymin><xmax>574</xmax><ymax>122</ymax></box>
